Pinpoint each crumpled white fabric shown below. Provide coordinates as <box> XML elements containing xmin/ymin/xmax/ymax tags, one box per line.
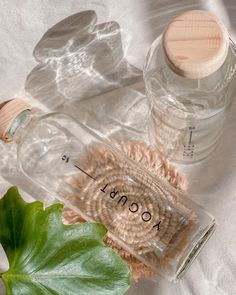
<box><xmin>0</xmin><ymin>1</ymin><xmax>236</xmax><ymax>295</ymax></box>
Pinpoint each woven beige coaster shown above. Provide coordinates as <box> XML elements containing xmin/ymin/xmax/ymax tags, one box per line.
<box><xmin>62</xmin><ymin>141</ymin><xmax>189</xmax><ymax>280</ymax></box>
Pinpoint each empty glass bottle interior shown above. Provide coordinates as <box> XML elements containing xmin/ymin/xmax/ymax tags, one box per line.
<box><xmin>5</xmin><ymin>109</ymin><xmax>215</xmax><ymax>281</ymax></box>
<box><xmin>144</xmin><ymin>34</ymin><xmax>236</xmax><ymax>164</ymax></box>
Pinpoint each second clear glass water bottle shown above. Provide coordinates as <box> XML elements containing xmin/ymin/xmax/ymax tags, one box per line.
<box><xmin>144</xmin><ymin>10</ymin><xmax>236</xmax><ymax>164</ymax></box>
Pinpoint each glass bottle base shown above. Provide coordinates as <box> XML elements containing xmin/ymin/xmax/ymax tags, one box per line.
<box><xmin>176</xmin><ymin>220</ymin><xmax>216</xmax><ymax>280</ymax></box>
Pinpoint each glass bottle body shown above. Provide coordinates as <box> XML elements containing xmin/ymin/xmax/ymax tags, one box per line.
<box><xmin>144</xmin><ymin>36</ymin><xmax>236</xmax><ymax>164</ymax></box>
<box><xmin>12</xmin><ymin>111</ymin><xmax>215</xmax><ymax>281</ymax></box>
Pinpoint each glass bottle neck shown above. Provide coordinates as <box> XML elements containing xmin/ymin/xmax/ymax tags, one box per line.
<box><xmin>6</xmin><ymin>110</ymin><xmax>34</xmax><ymax>144</ymax></box>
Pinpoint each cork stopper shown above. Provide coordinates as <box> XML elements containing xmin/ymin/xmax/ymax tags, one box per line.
<box><xmin>0</xmin><ymin>99</ymin><xmax>32</xmax><ymax>142</ymax></box>
<box><xmin>162</xmin><ymin>10</ymin><xmax>229</xmax><ymax>79</ymax></box>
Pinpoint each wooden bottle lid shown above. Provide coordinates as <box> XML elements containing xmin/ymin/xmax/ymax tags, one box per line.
<box><xmin>162</xmin><ymin>10</ymin><xmax>229</xmax><ymax>79</ymax></box>
<box><xmin>0</xmin><ymin>99</ymin><xmax>32</xmax><ymax>142</ymax></box>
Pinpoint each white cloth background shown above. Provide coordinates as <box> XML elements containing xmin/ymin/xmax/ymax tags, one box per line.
<box><xmin>0</xmin><ymin>0</ymin><xmax>236</xmax><ymax>295</ymax></box>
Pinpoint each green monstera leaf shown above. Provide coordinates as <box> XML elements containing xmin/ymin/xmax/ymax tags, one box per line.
<box><xmin>0</xmin><ymin>187</ymin><xmax>130</xmax><ymax>295</ymax></box>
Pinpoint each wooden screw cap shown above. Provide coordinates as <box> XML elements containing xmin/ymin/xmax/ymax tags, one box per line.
<box><xmin>0</xmin><ymin>99</ymin><xmax>32</xmax><ymax>142</ymax></box>
<box><xmin>162</xmin><ymin>10</ymin><xmax>229</xmax><ymax>79</ymax></box>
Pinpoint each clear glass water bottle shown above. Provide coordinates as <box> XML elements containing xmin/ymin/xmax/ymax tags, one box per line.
<box><xmin>0</xmin><ymin>98</ymin><xmax>215</xmax><ymax>281</ymax></box>
<box><xmin>144</xmin><ymin>10</ymin><xmax>236</xmax><ymax>164</ymax></box>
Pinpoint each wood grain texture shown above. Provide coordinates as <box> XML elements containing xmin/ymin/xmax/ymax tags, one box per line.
<box><xmin>0</xmin><ymin>99</ymin><xmax>31</xmax><ymax>142</ymax></box>
<box><xmin>163</xmin><ymin>10</ymin><xmax>229</xmax><ymax>79</ymax></box>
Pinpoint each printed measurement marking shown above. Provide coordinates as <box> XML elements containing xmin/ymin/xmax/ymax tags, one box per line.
<box><xmin>62</xmin><ymin>155</ymin><xmax>96</xmax><ymax>181</ymax></box>
<box><xmin>74</xmin><ymin>165</ymin><xmax>96</xmax><ymax>181</ymax></box>
<box><xmin>183</xmin><ymin>126</ymin><xmax>195</xmax><ymax>158</ymax></box>
<box><xmin>189</xmin><ymin>130</ymin><xmax>193</xmax><ymax>145</ymax></box>
<box><xmin>62</xmin><ymin>155</ymin><xmax>70</xmax><ymax>163</ymax></box>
